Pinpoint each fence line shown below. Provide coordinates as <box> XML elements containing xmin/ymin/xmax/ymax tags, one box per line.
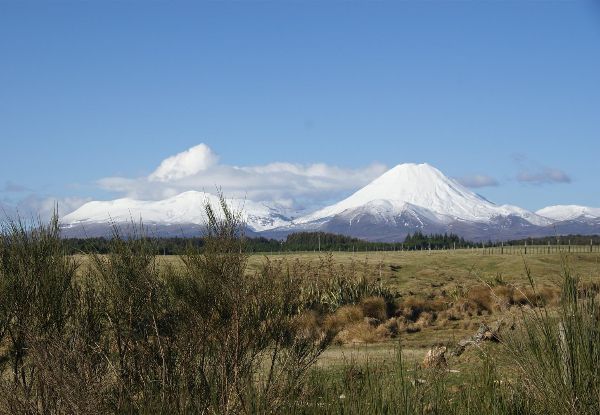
<box><xmin>259</xmin><ymin>242</ymin><xmax>600</xmax><ymax>256</ymax></box>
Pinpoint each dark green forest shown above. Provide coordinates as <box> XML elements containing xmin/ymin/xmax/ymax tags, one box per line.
<box><xmin>62</xmin><ymin>231</ymin><xmax>478</xmax><ymax>254</ymax></box>
<box><xmin>62</xmin><ymin>231</ymin><xmax>600</xmax><ymax>255</ymax></box>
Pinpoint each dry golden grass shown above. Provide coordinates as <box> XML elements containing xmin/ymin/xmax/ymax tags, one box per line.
<box><xmin>293</xmin><ymin>310</ymin><xmax>322</xmax><ymax>340</ymax></box>
<box><xmin>360</xmin><ymin>296</ymin><xmax>388</xmax><ymax>321</ymax></box>
<box><xmin>243</xmin><ymin>249</ymin><xmax>600</xmax><ymax>295</ymax></box>
<box><xmin>323</xmin><ymin>305</ymin><xmax>364</xmax><ymax>334</ymax></box>
<box><xmin>75</xmin><ymin>249</ymin><xmax>599</xmax><ymax>367</ymax></box>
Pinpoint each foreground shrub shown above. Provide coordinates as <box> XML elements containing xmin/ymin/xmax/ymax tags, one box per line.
<box><xmin>169</xmin><ymin>200</ymin><xmax>335</xmax><ymax>414</ymax></box>
<box><xmin>0</xmin><ymin>214</ymin><xmax>78</xmax><ymax>411</ymax></box>
<box><xmin>0</xmin><ymin>199</ymin><xmax>336</xmax><ymax>414</ymax></box>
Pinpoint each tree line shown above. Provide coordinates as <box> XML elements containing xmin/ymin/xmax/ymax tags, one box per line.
<box><xmin>62</xmin><ymin>230</ymin><xmax>479</xmax><ymax>254</ymax></box>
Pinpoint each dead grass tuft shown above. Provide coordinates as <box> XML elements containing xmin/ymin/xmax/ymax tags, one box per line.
<box><xmin>361</xmin><ymin>296</ymin><xmax>388</xmax><ymax>321</ymax></box>
<box><xmin>397</xmin><ymin>296</ymin><xmax>446</xmax><ymax>321</ymax></box>
<box><xmin>335</xmin><ymin>322</ymin><xmax>381</xmax><ymax>344</ymax></box>
<box><xmin>323</xmin><ymin>305</ymin><xmax>364</xmax><ymax>333</ymax></box>
<box><xmin>467</xmin><ymin>285</ymin><xmax>494</xmax><ymax>313</ymax></box>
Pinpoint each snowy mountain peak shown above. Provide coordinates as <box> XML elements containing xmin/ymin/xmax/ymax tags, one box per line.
<box><xmin>296</xmin><ymin>163</ymin><xmax>550</xmax><ymax>226</ymax></box>
<box><xmin>362</xmin><ymin>162</ymin><xmax>488</xmax><ymax>208</ymax></box>
<box><xmin>60</xmin><ymin>163</ymin><xmax>595</xmax><ymax>241</ymax></box>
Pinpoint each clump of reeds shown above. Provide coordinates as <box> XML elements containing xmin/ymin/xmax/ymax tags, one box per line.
<box><xmin>299</xmin><ymin>255</ymin><xmax>396</xmax><ymax>314</ymax></box>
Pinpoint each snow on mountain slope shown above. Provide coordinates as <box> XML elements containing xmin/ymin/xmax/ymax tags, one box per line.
<box><xmin>62</xmin><ymin>163</ymin><xmax>570</xmax><ymax>240</ymax></box>
<box><xmin>536</xmin><ymin>205</ymin><xmax>600</xmax><ymax>222</ymax></box>
<box><xmin>62</xmin><ymin>191</ymin><xmax>290</xmax><ymax>232</ymax></box>
<box><xmin>331</xmin><ymin>200</ymin><xmax>450</xmax><ymax>226</ymax></box>
<box><xmin>497</xmin><ymin>204</ymin><xmax>553</xmax><ymax>226</ymax></box>
<box><xmin>296</xmin><ymin>163</ymin><xmax>551</xmax><ymax>226</ymax></box>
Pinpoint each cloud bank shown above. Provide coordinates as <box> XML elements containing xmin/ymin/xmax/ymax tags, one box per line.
<box><xmin>98</xmin><ymin>143</ymin><xmax>388</xmax><ymax>211</ymax></box>
<box><xmin>511</xmin><ymin>154</ymin><xmax>571</xmax><ymax>185</ymax></box>
<box><xmin>517</xmin><ymin>168</ymin><xmax>571</xmax><ymax>185</ymax></box>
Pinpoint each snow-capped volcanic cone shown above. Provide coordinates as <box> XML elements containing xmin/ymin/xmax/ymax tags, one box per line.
<box><xmin>62</xmin><ymin>191</ymin><xmax>291</xmax><ymax>235</ymax></box>
<box><xmin>295</xmin><ymin>163</ymin><xmax>550</xmax><ymax>226</ymax></box>
<box><xmin>536</xmin><ymin>205</ymin><xmax>600</xmax><ymax>222</ymax></box>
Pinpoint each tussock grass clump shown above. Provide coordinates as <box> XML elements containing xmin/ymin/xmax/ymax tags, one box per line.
<box><xmin>334</xmin><ymin>321</ymin><xmax>381</xmax><ymax>345</ymax></box>
<box><xmin>398</xmin><ymin>296</ymin><xmax>447</xmax><ymax>321</ymax></box>
<box><xmin>505</xmin><ymin>265</ymin><xmax>600</xmax><ymax>415</ymax></box>
<box><xmin>323</xmin><ymin>305</ymin><xmax>364</xmax><ymax>333</ymax></box>
<box><xmin>299</xmin><ymin>254</ymin><xmax>396</xmax><ymax>314</ymax></box>
<box><xmin>360</xmin><ymin>296</ymin><xmax>388</xmax><ymax>321</ymax></box>
<box><xmin>467</xmin><ymin>285</ymin><xmax>495</xmax><ymax>313</ymax></box>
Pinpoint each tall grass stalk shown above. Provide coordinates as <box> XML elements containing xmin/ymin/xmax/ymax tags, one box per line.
<box><xmin>505</xmin><ymin>262</ymin><xmax>600</xmax><ymax>415</ymax></box>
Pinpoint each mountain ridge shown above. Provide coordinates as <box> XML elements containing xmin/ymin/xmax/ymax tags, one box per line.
<box><xmin>62</xmin><ymin>163</ymin><xmax>600</xmax><ymax>241</ymax></box>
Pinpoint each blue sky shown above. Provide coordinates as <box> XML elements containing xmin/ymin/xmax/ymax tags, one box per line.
<box><xmin>1</xmin><ymin>1</ymin><xmax>599</xmax><ymax>217</ymax></box>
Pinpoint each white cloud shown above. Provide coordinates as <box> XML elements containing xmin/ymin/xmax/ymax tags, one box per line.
<box><xmin>149</xmin><ymin>143</ymin><xmax>219</xmax><ymax>182</ymax></box>
<box><xmin>511</xmin><ymin>154</ymin><xmax>571</xmax><ymax>185</ymax></box>
<box><xmin>98</xmin><ymin>143</ymin><xmax>388</xmax><ymax>211</ymax></box>
<box><xmin>454</xmin><ymin>174</ymin><xmax>499</xmax><ymax>188</ymax></box>
<box><xmin>517</xmin><ymin>168</ymin><xmax>571</xmax><ymax>185</ymax></box>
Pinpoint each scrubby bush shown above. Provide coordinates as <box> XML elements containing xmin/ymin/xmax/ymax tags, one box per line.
<box><xmin>0</xmin><ymin>198</ymin><xmax>338</xmax><ymax>413</ymax></box>
<box><xmin>0</xmin><ymin>214</ymin><xmax>78</xmax><ymax>412</ymax></box>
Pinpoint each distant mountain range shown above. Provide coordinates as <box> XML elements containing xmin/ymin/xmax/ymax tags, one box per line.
<box><xmin>62</xmin><ymin>163</ymin><xmax>600</xmax><ymax>241</ymax></box>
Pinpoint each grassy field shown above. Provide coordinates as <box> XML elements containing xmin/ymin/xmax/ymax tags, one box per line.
<box><xmin>261</xmin><ymin>249</ymin><xmax>600</xmax><ymax>365</ymax></box>
<box><xmin>243</xmin><ymin>249</ymin><xmax>600</xmax><ymax>409</ymax></box>
<box><xmin>6</xmin><ymin>214</ymin><xmax>600</xmax><ymax>413</ymax></box>
<box><xmin>145</xmin><ymin>247</ymin><xmax>600</xmax><ymax>289</ymax></box>
<box><xmin>245</xmin><ymin>248</ymin><xmax>600</xmax><ymax>291</ymax></box>
<box><xmin>142</xmin><ymin>248</ymin><xmax>600</xmax><ymax>368</ymax></box>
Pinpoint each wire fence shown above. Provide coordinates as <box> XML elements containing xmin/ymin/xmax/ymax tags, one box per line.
<box><xmin>258</xmin><ymin>242</ymin><xmax>600</xmax><ymax>256</ymax></box>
